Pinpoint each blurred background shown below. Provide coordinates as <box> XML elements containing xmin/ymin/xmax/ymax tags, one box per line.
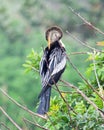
<box><xmin>0</xmin><ymin>0</ymin><xmax>104</xmax><ymax>129</ymax></box>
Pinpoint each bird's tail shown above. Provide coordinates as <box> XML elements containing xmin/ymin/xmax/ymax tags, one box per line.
<box><xmin>37</xmin><ymin>86</ymin><xmax>51</xmax><ymax>115</ymax></box>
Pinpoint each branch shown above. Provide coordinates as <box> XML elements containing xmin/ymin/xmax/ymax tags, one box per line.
<box><xmin>0</xmin><ymin>107</ymin><xmax>22</xmax><ymax>130</ymax></box>
<box><xmin>66</xmin><ymin>56</ymin><xmax>104</xmax><ymax>101</ymax></box>
<box><xmin>92</xmin><ymin>52</ymin><xmax>104</xmax><ymax>99</ymax></box>
<box><xmin>31</xmin><ymin>66</ymin><xmax>39</xmax><ymax>73</ymax></box>
<box><xmin>68</xmin><ymin>6</ymin><xmax>104</xmax><ymax>35</ymax></box>
<box><xmin>93</xmin><ymin>53</ymin><xmax>101</xmax><ymax>88</ymax></box>
<box><xmin>0</xmin><ymin>88</ymin><xmax>47</xmax><ymax>120</ymax></box>
<box><xmin>61</xmin><ymin>80</ymin><xmax>104</xmax><ymax>119</ymax></box>
<box><xmin>0</xmin><ymin>122</ymin><xmax>10</xmax><ymax>130</ymax></box>
<box><xmin>53</xmin><ymin>86</ymin><xmax>74</xmax><ymax>94</ymax></box>
<box><xmin>66</xmin><ymin>31</ymin><xmax>102</xmax><ymax>52</ymax></box>
<box><xmin>50</xmin><ymin>75</ymin><xmax>77</xmax><ymax>117</ymax></box>
<box><xmin>45</xmin><ymin>113</ymin><xmax>59</xmax><ymax>130</ymax></box>
<box><xmin>69</xmin><ymin>52</ymin><xmax>87</xmax><ymax>55</ymax></box>
<box><xmin>23</xmin><ymin>118</ymin><xmax>48</xmax><ymax>130</ymax></box>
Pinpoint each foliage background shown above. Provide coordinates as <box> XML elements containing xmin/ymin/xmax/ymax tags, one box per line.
<box><xmin>0</xmin><ymin>0</ymin><xmax>104</xmax><ymax>129</ymax></box>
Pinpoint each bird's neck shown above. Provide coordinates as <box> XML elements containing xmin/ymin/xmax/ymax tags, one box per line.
<box><xmin>50</xmin><ymin>40</ymin><xmax>64</xmax><ymax>49</ymax></box>
<box><xmin>45</xmin><ymin>40</ymin><xmax>65</xmax><ymax>53</ymax></box>
<box><xmin>49</xmin><ymin>41</ymin><xmax>59</xmax><ymax>50</ymax></box>
<box><xmin>59</xmin><ymin>40</ymin><xmax>65</xmax><ymax>48</ymax></box>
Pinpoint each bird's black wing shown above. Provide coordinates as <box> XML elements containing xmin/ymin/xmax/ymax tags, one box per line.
<box><xmin>39</xmin><ymin>47</ymin><xmax>66</xmax><ymax>97</ymax></box>
<box><xmin>40</xmin><ymin>48</ymin><xmax>48</xmax><ymax>79</ymax></box>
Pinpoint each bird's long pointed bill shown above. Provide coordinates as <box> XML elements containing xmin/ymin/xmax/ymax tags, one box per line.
<box><xmin>48</xmin><ymin>36</ymin><xmax>51</xmax><ymax>49</ymax></box>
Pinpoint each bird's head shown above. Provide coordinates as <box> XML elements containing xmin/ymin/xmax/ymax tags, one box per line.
<box><xmin>45</xmin><ymin>26</ymin><xmax>63</xmax><ymax>49</ymax></box>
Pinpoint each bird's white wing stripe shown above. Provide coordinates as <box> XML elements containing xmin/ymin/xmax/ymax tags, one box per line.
<box><xmin>51</xmin><ymin>57</ymin><xmax>66</xmax><ymax>76</ymax></box>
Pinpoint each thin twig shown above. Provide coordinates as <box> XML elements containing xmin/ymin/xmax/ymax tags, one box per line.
<box><xmin>53</xmin><ymin>87</ymin><xmax>73</xmax><ymax>94</ymax></box>
<box><xmin>23</xmin><ymin>118</ymin><xmax>48</xmax><ymax>130</ymax></box>
<box><xmin>69</xmin><ymin>52</ymin><xmax>87</xmax><ymax>55</ymax></box>
<box><xmin>53</xmin><ymin>79</ymin><xmax>77</xmax><ymax>115</ymax></box>
<box><xmin>22</xmin><ymin>118</ymin><xmax>29</xmax><ymax>130</ymax></box>
<box><xmin>46</xmin><ymin>114</ymin><xmax>58</xmax><ymax>130</ymax></box>
<box><xmin>0</xmin><ymin>88</ymin><xmax>47</xmax><ymax>120</ymax></box>
<box><xmin>66</xmin><ymin>56</ymin><xmax>104</xmax><ymax>101</ymax></box>
<box><xmin>61</xmin><ymin>80</ymin><xmax>104</xmax><ymax>118</ymax></box>
<box><xmin>68</xmin><ymin>6</ymin><xmax>104</xmax><ymax>35</ymax></box>
<box><xmin>66</xmin><ymin>31</ymin><xmax>101</xmax><ymax>52</ymax></box>
<box><xmin>93</xmin><ymin>52</ymin><xmax>101</xmax><ymax>89</ymax></box>
<box><xmin>45</xmin><ymin>113</ymin><xmax>59</xmax><ymax>130</ymax></box>
<box><xmin>31</xmin><ymin>66</ymin><xmax>39</xmax><ymax>73</ymax></box>
<box><xmin>0</xmin><ymin>107</ymin><xmax>22</xmax><ymax>130</ymax></box>
<box><xmin>0</xmin><ymin>122</ymin><xmax>10</xmax><ymax>130</ymax></box>
<box><xmin>92</xmin><ymin>52</ymin><xmax>104</xmax><ymax>99</ymax></box>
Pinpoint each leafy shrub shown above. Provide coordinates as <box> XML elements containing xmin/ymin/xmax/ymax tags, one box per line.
<box><xmin>24</xmin><ymin>49</ymin><xmax>104</xmax><ymax>130</ymax></box>
<box><xmin>45</xmin><ymin>51</ymin><xmax>104</xmax><ymax>130</ymax></box>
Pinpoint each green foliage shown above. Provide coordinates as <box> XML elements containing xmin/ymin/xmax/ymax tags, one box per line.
<box><xmin>86</xmin><ymin>51</ymin><xmax>104</xmax><ymax>87</ymax></box>
<box><xmin>42</xmin><ymin>51</ymin><xmax>104</xmax><ymax>130</ymax></box>
<box><xmin>0</xmin><ymin>0</ymin><xmax>104</xmax><ymax>129</ymax></box>
<box><xmin>44</xmin><ymin>94</ymin><xmax>104</xmax><ymax>129</ymax></box>
<box><xmin>23</xmin><ymin>49</ymin><xmax>41</xmax><ymax>73</ymax></box>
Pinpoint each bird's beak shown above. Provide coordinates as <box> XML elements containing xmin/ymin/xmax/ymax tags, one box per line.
<box><xmin>48</xmin><ymin>36</ymin><xmax>51</xmax><ymax>50</ymax></box>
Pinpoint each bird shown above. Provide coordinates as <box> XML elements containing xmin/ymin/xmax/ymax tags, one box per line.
<box><xmin>37</xmin><ymin>26</ymin><xmax>66</xmax><ymax>115</ymax></box>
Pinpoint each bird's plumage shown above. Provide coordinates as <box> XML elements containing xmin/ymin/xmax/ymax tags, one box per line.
<box><xmin>37</xmin><ymin>27</ymin><xmax>66</xmax><ymax>115</ymax></box>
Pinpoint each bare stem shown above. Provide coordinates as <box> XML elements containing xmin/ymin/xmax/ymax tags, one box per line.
<box><xmin>0</xmin><ymin>122</ymin><xmax>10</xmax><ymax>130</ymax></box>
<box><xmin>53</xmin><ymin>86</ymin><xmax>73</xmax><ymax>94</ymax></box>
<box><xmin>23</xmin><ymin>118</ymin><xmax>48</xmax><ymax>130</ymax></box>
<box><xmin>69</xmin><ymin>52</ymin><xmax>87</xmax><ymax>55</ymax></box>
<box><xmin>0</xmin><ymin>107</ymin><xmax>22</xmax><ymax>130</ymax></box>
<box><xmin>92</xmin><ymin>52</ymin><xmax>104</xmax><ymax>99</ymax></box>
<box><xmin>68</xmin><ymin>6</ymin><xmax>104</xmax><ymax>35</ymax></box>
<box><xmin>31</xmin><ymin>66</ymin><xmax>39</xmax><ymax>73</ymax></box>
<box><xmin>66</xmin><ymin>31</ymin><xmax>101</xmax><ymax>52</ymax></box>
<box><xmin>51</xmin><ymin>77</ymin><xmax>77</xmax><ymax>116</ymax></box>
<box><xmin>45</xmin><ymin>113</ymin><xmax>58</xmax><ymax>130</ymax></box>
<box><xmin>0</xmin><ymin>88</ymin><xmax>47</xmax><ymax>120</ymax></box>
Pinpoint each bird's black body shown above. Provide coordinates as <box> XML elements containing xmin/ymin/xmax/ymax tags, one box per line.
<box><xmin>37</xmin><ymin>41</ymin><xmax>66</xmax><ymax>115</ymax></box>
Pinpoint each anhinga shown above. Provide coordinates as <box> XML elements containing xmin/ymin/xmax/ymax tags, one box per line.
<box><xmin>37</xmin><ymin>26</ymin><xmax>66</xmax><ymax>115</ymax></box>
